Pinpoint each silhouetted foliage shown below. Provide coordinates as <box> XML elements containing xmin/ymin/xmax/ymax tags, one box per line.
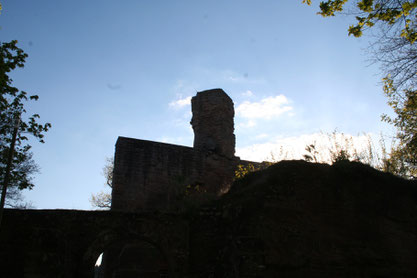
<box><xmin>381</xmin><ymin>77</ymin><xmax>416</xmax><ymax>178</ymax></box>
<box><xmin>0</xmin><ymin>40</ymin><xmax>51</xmax><ymax>206</ymax></box>
<box><xmin>90</xmin><ymin>157</ymin><xmax>113</xmax><ymax>209</ymax></box>
<box><xmin>303</xmin><ymin>0</ymin><xmax>417</xmax><ymax>43</ymax></box>
<box><xmin>303</xmin><ymin>0</ymin><xmax>417</xmax><ymax>178</ymax></box>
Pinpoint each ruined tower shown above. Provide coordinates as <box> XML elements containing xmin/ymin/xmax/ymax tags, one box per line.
<box><xmin>191</xmin><ymin>88</ymin><xmax>236</xmax><ymax>158</ymax></box>
<box><xmin>111</xmin><ymin>88</ymin><xmax>240</xmax><ymax>212</ymax></box>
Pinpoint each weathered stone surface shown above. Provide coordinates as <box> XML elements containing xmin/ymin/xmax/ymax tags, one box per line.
<box><xmin>111</xmin><ymin>137</ymin><xmax>239</xmax><ymax>212</ymax></box>
<box><xmin>0</xmin><ymin>209</ymin><xmax>188</xmax><ymax>278</ymax></box>
<box><xmin>191</xmin><ymin>88</ymin><xmax>235</xmax><ymax>158</ymax></box>
<box><xmin>1</xmin><ymin>161</ymin><xmax>416</xmax><ymax>277</ymax></box>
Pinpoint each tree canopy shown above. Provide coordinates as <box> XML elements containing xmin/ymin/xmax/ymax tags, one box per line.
<box><xmin>381</xmin><ymin>77</ymin><xmax>416</xmax><ymax>178</ymax></box>
<box><xmin>303</xmin><ymin>0</ymin><xmax>417</xmax><ymax>88</ymax></box>
<box><xmin>303</xmin><ymin>0</ymin><xmax>416</xmax><ymax>178</ymax></box>
<box><xmin>304</xmin><ymin>0</ymin><xmax>417</xmax><ymax>42</ymax></box>
<box><xmin>0</xmin><ymin>40</ymin><xmax>51</xmax><ymax>206</ymax></box>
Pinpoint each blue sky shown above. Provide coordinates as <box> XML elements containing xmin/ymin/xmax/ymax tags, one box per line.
<box><xmin>1</xmin><ymin>0</ymin><xmax>394</xmax><ymax>209</ymax></box>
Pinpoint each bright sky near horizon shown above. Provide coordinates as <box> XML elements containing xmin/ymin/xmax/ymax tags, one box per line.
<box><xmin>1</xmin><ymin>0</ymin><xmax>395</xmax><ymax>210</ymax></box>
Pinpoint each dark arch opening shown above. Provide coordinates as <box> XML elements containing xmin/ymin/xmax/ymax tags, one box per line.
<box><xmin>85</xmin><ymin>232</ymin><xmax>173</xmax><ymax>278</ymax></box>
<box><xmin>103</xmin><ymin>240</ymin><xmax>170</xmax><ymax>277</ymax></box>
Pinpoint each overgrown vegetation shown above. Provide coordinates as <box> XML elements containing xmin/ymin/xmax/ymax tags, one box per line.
<box><xmin>302</xmin><ymin>131</ymin><xmax>386</xmax><ymax>165</ymax></box>
<box><xmin>234</xmin><ymin>162</ymin><xmax>273</xmax><ymax>180</ymax></box>
<box><xmin>236</xmin><ymin>131</ymin><xmax>414</xmax><ymax>180</ymax></box>
<box><xmin>301</xmin><ymin>131</ymin><xmax>416</xmax><ymax>178</ymax></box>
<box><xmin>169</xmin><ymin>180</ymin><xmax>217</xmax><ymax>212</ymax></box>
<box><xmin>302</xmin><ymin>0</ymin><xmax>417</xmax><ymax>179</ymax></box>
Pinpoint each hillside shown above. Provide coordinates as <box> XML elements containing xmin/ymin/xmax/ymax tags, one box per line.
<box><xmin>191</xmin><ymin>160</ymin><xmax>417</xmax><ymax>277</ymax></box>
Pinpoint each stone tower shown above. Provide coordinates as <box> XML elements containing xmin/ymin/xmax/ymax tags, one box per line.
<box><xmin>191</xmin><ymin>88</ymin><xmax>236</xmax><ymax>158</ymax></box>
<box><xmin>111</xmin><ymin>88</ymin><xmax>239</xmax><ymax>212</ymax></box>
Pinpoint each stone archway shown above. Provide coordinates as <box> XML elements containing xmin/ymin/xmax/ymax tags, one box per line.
<box><xmin>0</xmin><ymin>210</ymin><xmax>189</xmax><ymax>278</ymax></box>
<box><xmin>82</xmin><ymin>229</ymin><xmax>174</xmax><ymax>278</ymax></box>
<box><xmin>105</xmin><ymin>240</ymin><xmax>170</xmax><ymax>278</ymax></box>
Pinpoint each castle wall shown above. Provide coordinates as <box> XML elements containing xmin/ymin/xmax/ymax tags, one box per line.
<box><xmin>111</xmin><ymin>88</ymin><xmax>257</xmax><ymax>212</ymax></box>
<box><xmin>111</xmin><ymin>137</ymin><xmax>238</xmax><ymax>212</ymax></box>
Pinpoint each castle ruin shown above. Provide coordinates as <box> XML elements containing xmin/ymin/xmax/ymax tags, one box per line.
<box><xmin>111</xmin><ymin>88</ymin><xmax>253</xmax><ymax>211</ymax></box>
<box><xmin>1</xmin><ymin>88</ymin><xmax>416</xmax><ymax>277</ymax></box>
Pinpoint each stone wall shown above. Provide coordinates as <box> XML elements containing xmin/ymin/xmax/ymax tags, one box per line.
<box><xmin>111</xmin><ymin>88</ymin><xmax>247</xmax><ymax>212</ymax></box>
<box><xmin>111</xmin><ymin>137</ymin><xmax>238</xmax><ymax>211</ymax></box>
<box><xmin>191</xmin><ymin>88</ymin><xmax>235</xmax><ymax>158</ymax></box>
<box><xmin>0</xmin><ymin>209</ymin><xmax>189</xmax><ymax>278</ymax></box>
<box><xmin>2</xmin><ymin>161</ymin><xmax>416</xmax><ymax>278</ymax></box>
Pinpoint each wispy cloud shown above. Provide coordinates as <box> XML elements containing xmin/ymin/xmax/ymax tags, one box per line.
<box><xmin>238</xmin><ymin>120</ymin><xmax>256</xmax><ymax>128</ymax></box>
<box><xmin>236</xmin><ymin>132</ymin><xmax>375</xmax><ymax>162</ymax></box>
<box><xmin>236</xmin><ymin>95</ymin><xmax>293</xmax><ymax>127</ymax></box>
<box><xmin>255</xmin><ymin>133</ymin><xmax>268</xmax><ymax>139</ymax></box>
<box><xmin>237</xmin><ymin>95</ymin><xmax>292</xmax><ymax>120</ymax></box>
<box><xmin>237</xmin><ymin>133</ymin><xmax>323</xmax><ymax>162</ymax></box>
<box><xmin>169</xmin><ymin>96</ymin><xmax>192</xmax><ymax>109</ymax></box>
